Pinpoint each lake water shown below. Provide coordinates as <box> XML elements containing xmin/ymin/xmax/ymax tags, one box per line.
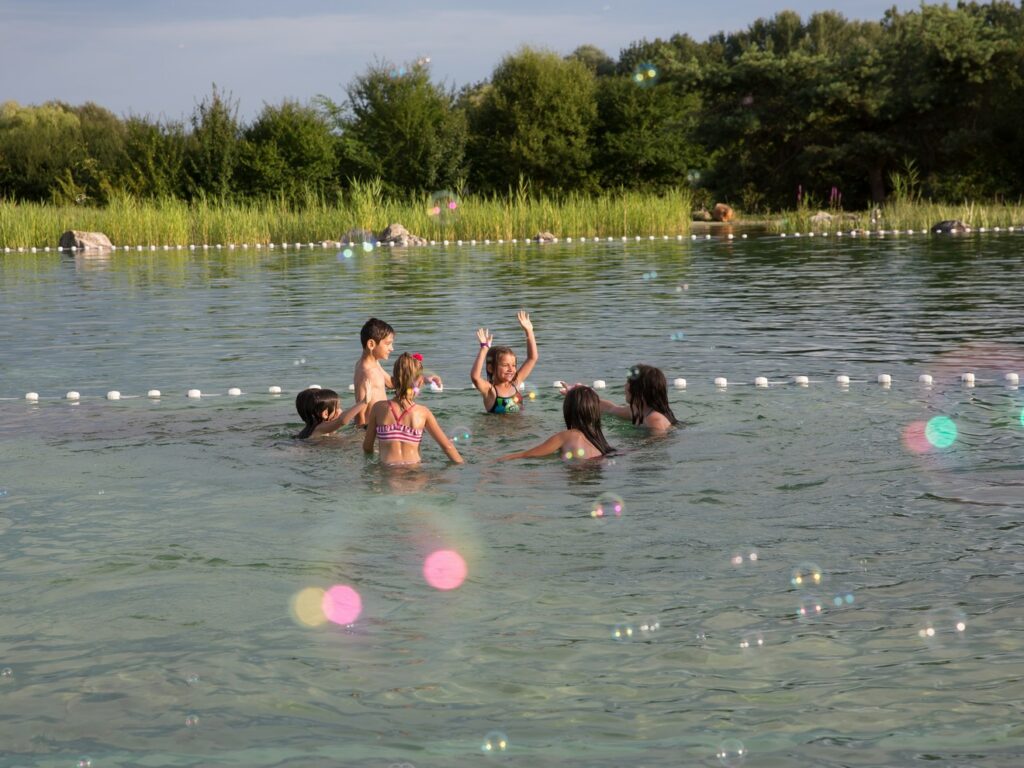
<box><xmin>1</xmin><ymin>234</ymin><xmax>1023</xmax><ymax>767</ymax></box>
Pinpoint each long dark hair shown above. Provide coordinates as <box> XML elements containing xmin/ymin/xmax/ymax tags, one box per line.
<box><xmin>563</xmin><ymin>386</ymin><xmax>614</xmax><ymax>456</ymax></box>
<box><xmin>295</xmin><ymin>387</ymin><xmax>341</xmax><ymax>439</ymax></box>
<box><xmin>626</xmin><ymin>364</ymin><xmax>679</xmax><ymax>425</ymax></box>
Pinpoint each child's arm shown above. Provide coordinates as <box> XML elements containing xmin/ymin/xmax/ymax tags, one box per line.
<box><xmin>515</xmin><ymin>310</ymin><xmax>539</xmax><ymax>382</ymax></box>
<box><xmin>423</xmin><ymin>411</ymin><xmax>464</xmax><ymax>464</ymax></box>
<box><xmin>315</xmin><ymin>402</ymin><xmax>367</xmax><ymax>435</ymax></box>
<box><xmin>498</xmin><ymin>432</ymin><xmax>565</xmax><ymax>461</ymax></box>
<box><xmin>353</xmin><ymin>365</ymin><xmax>370</xmax><ymax>406</ymax></box>
<box><xmin>470</xmin><ymin>328</ymin><xmax>495</xmax><ymax>398</ymax></box>
<box><xmin>599</xmin><ymin>399</ymin><xmax>632</xmax><ymax>420</ymax></box>
<box><xmin>362</xmin><ymin>403</ymin><xmax>379</xmax><ymax>453</ymax></box>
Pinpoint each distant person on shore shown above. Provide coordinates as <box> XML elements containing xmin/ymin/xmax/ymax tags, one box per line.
<box><xmin>471</xmin><ymin>310</ymin><xmax>538</xmax><ymax>414</ymax></box>
<box><xmin>499</xmin><ymin>385</ymin><xmax>614</xmax><ymax>461</ymax></box>
<box><xmin>592</xmin><ymin>364</ymin><xmax>679</xmax><ymax>432</ymax></box>
<box><xmin>363</xmin><ymin>353</ymin><xmax>464</xmax><ymax>465</ymax></box>
<box><xmin>294</xmin><ymin>387</ymin><xmax>366</xmax><ymax>439</ymax></box>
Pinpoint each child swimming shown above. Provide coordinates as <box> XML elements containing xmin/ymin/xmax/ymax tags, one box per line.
<box><xmin>471</xmin><ymin>310</ymin><xmax>538</xmax><ymax>414</ymax></box>
<box><xmin>363</xmin><ymin>353</ymin><xmax>464</xmax><ymax>465</ymax></box>
<box><xmin>295</xmin><ymin>387</ymin><xmax>366</xmax><ymax>439</ymax></box>
<box><xmin>499</xmin><ymin>385</ymin><xmax>614</xmax><ymax>460</ymax></box>
<box><xmin>596</xmin><ymin>364</ymin><xmax>679</xmax><ymax>431</ymax></box>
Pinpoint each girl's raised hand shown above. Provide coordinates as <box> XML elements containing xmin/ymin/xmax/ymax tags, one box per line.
<box><xmin>516</xmin><ymin>310</ymin><xmax>533</xmax><ymax>333</ymax></box>
<box><xmin>476</xmin><ymin>327</ymin><xmax>493</xmax><ymax>346</ymax></box>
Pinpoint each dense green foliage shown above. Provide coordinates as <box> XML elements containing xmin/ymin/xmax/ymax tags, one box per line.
<box><xmin>1</xmin><ymin>2</ymin><xmax>1022</xmax><ymax>211</ymax></box>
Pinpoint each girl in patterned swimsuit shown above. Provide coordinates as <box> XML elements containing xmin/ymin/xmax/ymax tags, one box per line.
<box><xmin>363</xmin><ymin>353</ymin><xmax>464</xmax><ymax>465</ymax></box>
<box><xmin>471</xmin><ymin>310</ymin><xmax>538</xmax><ymax>414</ymax></box>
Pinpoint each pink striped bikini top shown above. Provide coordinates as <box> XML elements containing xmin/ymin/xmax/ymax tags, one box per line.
<box><xmin>375</xmin><ymin>401</ymin><xmax>424</xmax><ymax>444</ymax></box>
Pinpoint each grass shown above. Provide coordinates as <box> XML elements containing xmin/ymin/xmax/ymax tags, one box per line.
<box><xmin>771</xmin><ymin>199</ymin><xmax>1024</xmax><ymax>233</ymax></box>
<box><xmin>0</xmin><ymin>186</ymin><xmax>694</xmax><ymax>248</ymax></box>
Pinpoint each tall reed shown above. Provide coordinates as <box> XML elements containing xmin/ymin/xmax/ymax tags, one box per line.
<box><xmin>0</xmin><ymin>187</ymin><xmax>693</xmax><ymax>248</ymax></box>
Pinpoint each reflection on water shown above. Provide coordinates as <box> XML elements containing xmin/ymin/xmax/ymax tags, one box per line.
<box><xmin>1</xmin><ymin>236</ymin><xmax>1023</xmax><ymax>766</ymax></box>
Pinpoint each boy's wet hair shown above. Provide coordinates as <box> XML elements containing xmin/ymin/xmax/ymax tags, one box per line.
<box><xmin>392</xmin><ymin>353</ymin><xmax>423</xmax><ymax>404</ymax></box>
<box><xmin>295</xmin><ymin>387</ymin><xmax>341</xmax><ymax>439</ymax></box>
<box><xmin>485</xmin><ymin>345</ymin><xmax>517</xmax><ymax>382</ymax></box>
<box><xmin>563</xmin><ymin>386</ymin><xmax>614</xmax><ymax>456</ymax></box>
<box><xmin>360</xmin><ymin>318</ymin><xmax>395</xmax><ymax>349</ymax></box>
<box><xmin>626</xmin><ymin>364</ymin><xmax>679</xmax><ymax>426</ymax></box>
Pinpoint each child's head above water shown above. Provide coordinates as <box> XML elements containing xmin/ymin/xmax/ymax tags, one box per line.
<box><xmin>360</xmin><ymin>318</ymin><xmax>395</xmax><ymax>359</ymax></box>
<box><xmin>626</xmin><ymin>364</ymin><xmax>679</xmax><ymax>426</ymax></box>
<box><xmin>295</xmin><ymin>387</ymin><xmax>341</xmax><ymax>438</ymax></box>
<box><xmin>563</xmin><ymin>385</ymin><xmax>614</xmax><ymax>455</ymax></box>
<box><xmin>392</xmin><ymin>352</ymin><xmax>424</xmax><ymax>403</ymax></box>
<box><xmin>485</xmin><ymin>345</ymin><xmax>517</xmax><ymax>383</ymax></box>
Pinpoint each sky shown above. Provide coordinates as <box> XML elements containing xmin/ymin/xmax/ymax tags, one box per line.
<box><xmin>1</xmin><ymin>0</ymin><xmax>924</xmax><ymax>122</ymax></box>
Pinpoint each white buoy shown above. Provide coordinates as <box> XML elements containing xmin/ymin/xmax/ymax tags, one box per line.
<box><xmin>673</xmin><ymin>378</ymin><xmax>687</xmax><ymax>389</ymax></box>
<box><xmin>1005</xmin><ymin>372</ymin><xmax>1020</xmax><ymax>386</ymax></box>
<box><xmin>187</xmin><ymin>389</ymin><xmax>202</xmax><ymax>399</ymax></box>
<box><xmin>918</xmin><ymin>374</ymin><xmax>933</xmax><ymax>385</ymax></box>
<box><xmin>960</xmin><ymin>372</ymin><xmax>975</xmax><ymax>385</ymax></box>
<box><xmin>65</xmin><ymin>391</ymin><xmax>80</xmax><ymax>401</ymax></box>
<box><xmin>836</xmin><ymin>374</ymin><xmax>850</xmax><ymax>386</ymax></box>
<box><xmin>107</xmin><ymin>391</ymin><xmax>121</xmax><ymax>400</ymax></box>
<box><xmin>754</xmin><ymin>376</ymin><xmax>769</xmax><ymax>388</ymax></box>
<box><xmin>348</xmin><ymin>384</ymin><xmax>355</xmax><ymax>392</ymax></box>
<box><xmin>793</xmin><ymin>375</ymin><xmax>809</xmax><ymax>386</ymax></box>
<box><xmin>592</xmin><ymin>380</ymin><xmax>606</xmax><ymax>390</ymax></box>
<box><xmin>714</xmin><ymin>377</ymin><xmax>728</xmax><ymax>388</ymax></box>
<box><xmin>147</xmin><ymin>389</ymin><xmax>161</xmax><ymax>398</ymax></box>
<box><xmin>877</xmin><ymin>374</ymin><xmax>892</xmax><ymax>386</ymax></box>
<box><xmin>429</xmin><ymin>380</ymin><xmax>443</xmax><ymax>392</ymax></box>
<box><xmin>268</xmin><ymin>386</ymin><xmax>282</xmax><ymax>395</ymax></box>
<box><xmin>25</xmin><ymin>392</ymin><xmax>39</xmax><ymax>402</ymax></box>
<box><xmin>227</xmin><ymin>387</ymin><xmax>242</xmax><ymax>396</ymax></box>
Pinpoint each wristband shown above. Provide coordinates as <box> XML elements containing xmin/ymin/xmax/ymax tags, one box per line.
<box><xmin>480</xmin><ymin>342</ymin><xmax>491</xmax><ymax>348</ymax></box>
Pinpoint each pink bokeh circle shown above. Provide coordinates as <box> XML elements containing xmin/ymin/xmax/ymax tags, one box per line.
<box><xmin>321</xmin><ymin>585</ymin><xmax>362</xmax><ymax>625</ymax></box>
<box><xmin>423</xmin><ymin>549</ymin><xmax>467</xmax><ymax>591</ymax></box>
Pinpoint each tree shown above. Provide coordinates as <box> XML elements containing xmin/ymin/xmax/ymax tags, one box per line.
<box><xmin>237</xmin><ymin>100</ymin><xmax>337</xmax><ymax>200</ymax></box>
<box><xmin>319</xmin><ymin>59</ymin><xmax>466</xmax><ymax>195</ymax></box>
<box><xmin>121</xmin><ymin>116</ymin><xmax>188</xmax><ymax>199</ymax></box>
<box><xmin>467</xmin><ymin>47</ymin><xmax>597</xmax><ymax>192</ymax></box>
<box><xmin>0</xmin><ymin>101</ymin><xmax>84</xmax><ymax>201</ymax></box>
<box><xmin>184</xmin><ymin>85</ymin><xmax>241</xmax><ymax>199</ymax></box>
<box><xmin>566</xmin><ymin>45</ymin><xmax>616</xmax><ymax>77</ymax></box>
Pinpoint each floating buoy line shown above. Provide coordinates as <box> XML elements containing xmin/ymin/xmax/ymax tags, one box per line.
<box><xmin>1</xmin><ymin>226</ymin><xmax>1021</xmax><ymax>253</ymax></box>
<box><xmin>4</xmin><ymin>371</ymin><xmax>1019</xmax><ymax>403</ymax></box>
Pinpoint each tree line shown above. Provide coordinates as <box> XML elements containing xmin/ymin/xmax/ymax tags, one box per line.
<box><xmin>2</xmin><ymin>1</ymin><xmax>1022</xmax><ymax>212</ymax></box>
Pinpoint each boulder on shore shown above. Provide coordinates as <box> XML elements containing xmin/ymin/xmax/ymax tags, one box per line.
<box><xmin>711</xmin><ymin>203</ymin><xmax>734</xmax><ymax>222</ymax></box>
<box><xmin>533</xmin><ymin>231</ymin><xmax>557</xmax><ymax>243</ymax></box>
<box><xmin>810</xmin><ymin>211</ymin><xmax>833</xmax><ymax>225</ymax></box>
<box><xmin>931</xmin><ymin>220</ymin><xmax>972</xmax><ymax>234</ymax></box>
<box><xmin>59</xmin><ymin>230</ymin><xmax>113</xmax><ymax>250</ymax></box>
<box><xmin>378</xmin><ymin>223</ymin><xmax>428</xmax><ymax>247</ymax></box>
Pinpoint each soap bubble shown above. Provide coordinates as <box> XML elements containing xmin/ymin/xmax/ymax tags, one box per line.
<box><xmin>831</xmin><ymin>586</ymin><xmax>856</xmax><ymax>608</ymax></box>
<box><xmin>0</xmin><ymin>488</ymin><xmax>8</xmax><ymax>498</ymax></box>
<box><xmin>591</xmin><ymin>492</ymin><xmax>624</xmax><ymax>519</ymax></box>
<box><xmin>361</xmin><ymin>241</ymin><xmax>374</xmax><ymax>253</ymax></box>
<box><xmin>612</xmin><ymin>623</ymin><xmax>635</xmax><ymax>641</ymax></box>
<box><xmin>448</xmin><ymin>426</ymin><xmax>471</xmax><ymax>445</ymax></box>
<box><xmin>638</xmin><ymin>618</ymin><xmax>661</xmax><ymax>636</ymax></box>
<box><xmin>796</xmin><ymin>595</ymin><xmax>824</xmax><ymax>619</ymax></box>
<box><xmin>738</xmin><ymin>630</ymin><xmax>765</xmax><ymax>652</ymax></box>
<box><xmin>790</xmin><ymin>562</ymin><xmax>824</xmax><ymax>589</ymax></box>
<box><xmin>730</xmin><ymin>550</ymin><xmax>758</xmax><ymax>566</ymax></box>
<box><xmin>481</xmin><ymin>730</ymin><xmax>509</xmax><ymax>754</ymax></box>
<box><xmin>76</xmin><ymin>758</ymin><xmax>92</xmax><ymax>768</ymax></box>
<box><xmin>185</xmin><ymin>673</ymin><xmax>200</xmax><ymax>686</ymax></box>
<box><xmin>185</xmin><ymin>714</ymin><xmax>200</xmax><ymax>728</ymax></box>
<box><xmin>521</xmin><ymin>382</ymin><xmax>538</xmax><ymax>400</ymax></box>
<box><xmin>336</xmin><ymin>248</ymin><xmax>354</xmax><ymax>260</ymax></box>
<box><xmin>427</xmin><ymin>190</ymin><xmax>460</xmax><ymax>222</ymax></box>
<box><xmin>716</xmin><ymin>738</ymin><xmax>747</xmax><ymax>766</ymax></box>
<box><xmin>1</xmin><ymin>667</ymin><xmax>12</xmax><ymax>678</ymax></box>
<box><xmin>669</xmin><ymin>331</ymin><xmax>686</xmax><ymax>341</ymax></box>
<box><xmin>632</xmin><ymin>62</ymin><xmax>659</xmax><ymax>86</ymax></box>
<box><xmin>917</xmin><ymin>607</ymin><xmax>968</xmax><ymax>645</ymax></box>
